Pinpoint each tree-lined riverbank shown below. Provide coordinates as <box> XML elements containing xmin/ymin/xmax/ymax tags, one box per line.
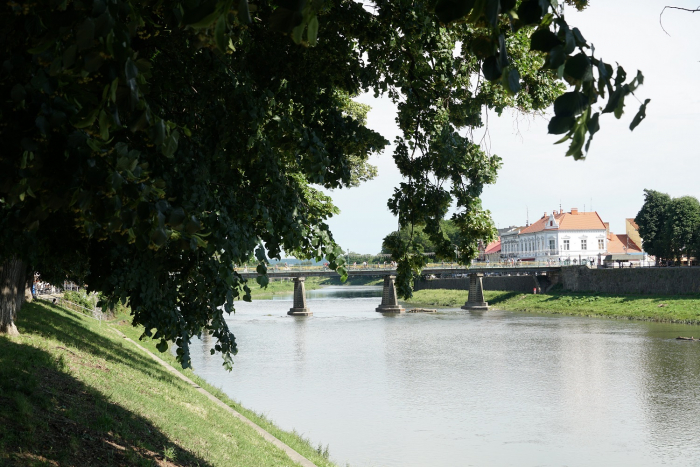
<box><xmin>405</xmin><ymin>289</ymin><xmax>700</xmax><ymax>324</ymax></box>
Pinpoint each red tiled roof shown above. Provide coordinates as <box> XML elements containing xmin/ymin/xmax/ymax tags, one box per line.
<box><xmin>520</xmin><ymin>211</ymin><xmax>606</xmax><ymax>234</ymax></box>
<box><xmin>626</xmin><ymin>218</ymin><xmax>639</xmax><ymax>230</ymax></box>
<box><xmin>484</xmin><ymin>239</ymin><xmax>501</xmax><ymax>254</ymax></box>
<box><xmin>607</xmin><ymin>233</ymin><xmax>642</xmax><ymax>254</ymax></box>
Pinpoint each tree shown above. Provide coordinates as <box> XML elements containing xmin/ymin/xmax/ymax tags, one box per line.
<box><xmin>665</xmin><ymin>196</ymin><xmax>700</xmax><ymax>264</ymax></box>
<box><xmin>635</xmin><ymin>189</ymin><xmax>672</xmax><ymax>264</ymax></box>
<box><xmin>1</xmin><ymin>0</ymin><xmax>648</xmax><ymax>368</ymax></box>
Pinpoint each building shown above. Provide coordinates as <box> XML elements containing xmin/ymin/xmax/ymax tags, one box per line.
<box><xmin>505</xmin><ymin>208</ymin><xmax>608</xmax><ymax>265</ymax></box>
<box><xmin>483</xmin><ymin>238</ymin><xmax>501</xmax><ymax>263</ymax></box>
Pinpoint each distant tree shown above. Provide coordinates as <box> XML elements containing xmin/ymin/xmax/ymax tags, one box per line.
<box><xmin>635</xmin><ymin>189</ymin><xmax>672</xmax><ymax>264</ymax></box>
<box><xmin>665</xmin><ymin>196</ymin><xmax>700</xmax><ymax>264</ymax></box>
<box><xmin>381</xmin><ymin>220</ymin><xmax>462</xmax><ymax>255</ymax></box>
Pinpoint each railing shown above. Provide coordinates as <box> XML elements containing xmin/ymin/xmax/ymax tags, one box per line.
<box><xmin>40</xmin><ymin>295</ymin><xmax>106</xmax><ymax>323</ymax></box>
<box><xmin>235</xmin><ymin>261</ymin><xmax>561</xmax><ymax>275</ymax></box>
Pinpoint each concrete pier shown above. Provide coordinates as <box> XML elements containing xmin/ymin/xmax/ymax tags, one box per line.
<box><xmin>288</xmin><ymin>277</ymin><xmax>312</xmax><ymax>316</ymax></box>
<box><xmin>376</xmin><ymin>275</ymin><xmax>405</xmax><ymax>313</ymax></box>
<box><xmin>461</xmin><ymin>273</ymin><xmax>489</xmax><ymax>311</ymax></box>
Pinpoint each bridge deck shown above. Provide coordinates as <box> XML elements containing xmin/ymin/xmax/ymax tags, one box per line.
<box><xmin>237</xmin><ymin>266</ymin><xmax>561</xmax><ymax>279</ymax></box>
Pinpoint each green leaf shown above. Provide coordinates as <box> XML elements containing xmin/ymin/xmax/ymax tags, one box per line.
<box><xmin>70</xmin><ymin>108</ymin><xmax>99</xmax><ymax>129</ymax></box>
<box><xmin>530</xmin><ymin>29</ymin><xmax>561</xmax><ymax>52</ymax></box>
<box><xmin>484</xmin><ymin>0</ymin><xmax>499</xmax><ymax>26</ymax></box>
<box><xmin>629</xmin><ymin>99</ymin><xmax>650</xmax><ymax>131</ymax></box>
<box><xmin>99</xmin><ymin>110</ymin><xmax>110</xmax><ymax>140</ymax></box>
<box><xmin>150</xmin><ymin>228</ymin><xmax>168</xmax><ymax>247</ymax></box>
<box><xmin>566</xmin><ymin>122</ymin><xmax>587</xmax><ymax>160</ymax></box>
<box><xmin>291</xmin><ymin>24</ymin><xmax>304</xmax><ymax>44</ymax></box>
<box><xmin>238</xmin><ymin>0</ymin><xmax>252</xmax><ymax>24</ymax></box>
<box><xmin>215</xmin><ymin>15</ymin><xmax>227</xmax><ymax>52</ymax></box>
<box><xmin>547</xmin><ymin>116</ymin><xmax>575</xmax><ymax>135</ymax></box>
<box><xmin>307</xmin><ymin>16</ymin><xmax>319</xmax><ymax>46</ymax></box>
<box><xmin>553</xmin><ymin>91</ymin><xmax>588</xmax><ymax>118</ymax></box>
<box><xmin>564</xmin><ymin>53</ymin><xmax>592</xmax><ymax>82</ymax></box>
<box><xmin>162</xmin><ymin>131</ymin><xmax>179</xmax><ymax>158</ymax></box>
<box><xmin>547</xmin><ymin>45</ymin><xmax>566</xmax><ymax>69</ymax></box>
<box><xmin>482</xmin><ymin>56</ymin><xmax>502</xmax><ymax>82</ymax></box>
<box><xmin>28</xmin><ymin>41</ymin><xmax>54</xmax><ymax>55</ymax></box>
<box><xmin>156</xmin><ymin>340</ymin><xmax>169</xmax><ymax>352</ymax></box>
<box><xmin>587</xmin><ymin>112</ymin><xmax>600</xmax><ymax>135</ymax></box>
<box><xmin>571</xmin><ymin>27</ymin><xmax>587</xmax><ymax>47</ymax></box>
<box><xmin>502</xmin><ymin>68</ymin><xmax>520</xmax><ymax>94</ymax></box>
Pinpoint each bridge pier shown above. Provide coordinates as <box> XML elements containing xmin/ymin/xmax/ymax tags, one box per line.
<box><xmin>461</xmin><ymin>273</ymin><xmax>489</xmax><ymax>311</ymax></box>
<box><xmin>288</xmin><ymin>277</ymin><xmax>312</xmax><ymax>316</ymax></box>
<box><xmin>376</xmin><ymin>275</ymin><xmax>405</xmax><ymax>313</ymax></box>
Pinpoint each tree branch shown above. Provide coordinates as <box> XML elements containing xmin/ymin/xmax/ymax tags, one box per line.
<box><xmin>660</xmin><ymin>5</ymin><xmax>700</xmax><ymax>36</ymax></box>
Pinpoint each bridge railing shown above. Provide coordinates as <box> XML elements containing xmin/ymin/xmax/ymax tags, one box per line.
<box><xmin>234</xmin><ymin>260</ymin><xmax>561</xmax><ymax>275</ymax></box>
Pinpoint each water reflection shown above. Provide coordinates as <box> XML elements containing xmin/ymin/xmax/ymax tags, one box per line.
<box><xmin>186</xmin><ymin>287</ymin><xmax>700</xmax><ymax>466</ymax></box>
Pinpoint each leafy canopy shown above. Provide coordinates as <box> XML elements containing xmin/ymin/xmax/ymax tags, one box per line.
<box><xmin>1</xmin><ymin>0</ymin><xmax>646</xmax><ymax>368</ymax></box>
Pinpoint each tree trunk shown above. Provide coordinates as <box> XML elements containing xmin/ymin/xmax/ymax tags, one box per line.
<box><xmin>0</xmin><ymin>256</ymin><xmax>27</xmax><ymax>336</ymax></box>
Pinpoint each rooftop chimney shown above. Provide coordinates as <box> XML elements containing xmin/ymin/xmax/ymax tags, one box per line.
<box><xmin>543</xmin><ymin>212</ymin><xmax>547</xmax><ymax>218</ymax></box>
<box><xmin>571</xmin><ymin>208</ymin><xmax>579</xmax><ymax>215</ymax></box>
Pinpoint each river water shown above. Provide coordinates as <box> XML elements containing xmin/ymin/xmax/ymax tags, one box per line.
<box><xmin>188</xmin><ymin>286</ymin><xmax>700</xmax><ymax>466</ymax></box>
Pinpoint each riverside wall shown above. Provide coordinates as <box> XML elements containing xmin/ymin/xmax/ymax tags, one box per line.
<box><xmin>414</xmin><ymin>275</ymin><xmax>542</xmax><ymax>293</ymax></box>
<box><xmin>560</xmin><ymin>266</ymin><xmax>700</xmax><ymax>295</ymax></box>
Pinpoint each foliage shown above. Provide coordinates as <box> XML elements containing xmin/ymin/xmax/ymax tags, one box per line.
<box><xmin>665</xmin><ymin>197</ymin><xmax>700</xmax><ymax>263</ymax></box>
<box><xmin>0</xmin><ymin>0</ymin><xmax>647</xmax><ymax>367</ymax></box>
<box><xmin>62</xmin><ymin>290</ymin><xmax>97</xmax><ymax>311</ymax></box>
<box><xmin>635</xmin><ymin>190</ymin><xmax>700</xmax><ymax>264</ymax></box>
<box><xmin>635</xmin><ymin>190</ymin><xmax>672</xmax><ymax>263</ymax></box>
<box><xmin>381</xmin><ymin>220</ymin><xmax>461</xmax><ymax>254</ymax></box>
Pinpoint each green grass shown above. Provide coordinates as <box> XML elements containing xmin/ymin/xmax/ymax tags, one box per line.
<box><xmin>249</xmin><ymin>276</ymin><xmax>382</xmax><ymax>299</ymax></box>
<box><xmin>405</xmin><ymin>288</ymin><xmax>700</xmax><ymax>324</ymax></box>
<box><xmin>0</xmin><ymin>299</ymin><xmax>336</xmax><ymax>466</ymax></box>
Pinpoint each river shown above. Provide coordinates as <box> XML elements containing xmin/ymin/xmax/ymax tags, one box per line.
<box><xmin>187</xmin><ymin>286</ymin><xmax>700</xmax><ymax>466</ymax></box>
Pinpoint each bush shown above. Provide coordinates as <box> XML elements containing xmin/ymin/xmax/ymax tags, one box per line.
<box><xmin>62</xmin><ymin>290</ymin><xmax>97</xmax><ymax>310</ymax></box>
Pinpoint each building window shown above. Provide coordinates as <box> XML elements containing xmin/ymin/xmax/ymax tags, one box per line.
<box><xmin>581</xmin><ymin>239</ymin><xmax>587</xmax><ymax>250</ymax></box>
<box><xmin>549</xmin><ymin>239</ymin><xmax>555</xmax><ymax>250</ymax></box>
<box><xmin>598</xmin><ymin>239</ymin><xmax>604</xmax><ymax>250</ymax></box>
<box><xmin>563</xmin><ymin>240</ymin><xmax>569</xmax><ymax>250</ymax></box>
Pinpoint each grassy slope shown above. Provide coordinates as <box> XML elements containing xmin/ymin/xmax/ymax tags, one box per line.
<box><xmin>0</xmin><ymin>300</ymin><xmax>335</xmax><ymax>467</ymax></box>
<box><xmin>405</xmin><ymin>289</ymin><xmax>700</xmax><ymax>324</ymax></box>
<box><xmin>250</xmin><ymin>276</ymin><xmax>382</xmax><ymax>299</ymax></box>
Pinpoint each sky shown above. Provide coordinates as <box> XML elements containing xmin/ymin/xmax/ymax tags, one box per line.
<box><xmin>321</xmin><ymin>0</ymin><xmax>700</xmax><ymax>255</ymax></box>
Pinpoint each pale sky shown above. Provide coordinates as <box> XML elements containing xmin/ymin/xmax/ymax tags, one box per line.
<box><xmin>323</xmin><ymin>1</ymin><xmax>700</xmax><ymax>255</ymax></box>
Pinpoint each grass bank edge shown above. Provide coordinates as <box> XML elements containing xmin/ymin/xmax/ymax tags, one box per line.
<box><xmin>112</xmin><ymin>312</ymin><xmax>337</xmax><ymax>466</ymax></box>
<box><xmin>405</xmin><ymin>289</ymin><xmax>700</xmax><ymax>325</ymax></box>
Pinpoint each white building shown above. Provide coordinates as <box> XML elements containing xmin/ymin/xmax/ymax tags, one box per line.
<box><xmin>502</xmin><ymin>208</ymin><xmax>607</xmax><ymax>265</ymax></box>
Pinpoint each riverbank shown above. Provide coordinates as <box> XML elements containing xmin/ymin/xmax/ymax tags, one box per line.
<box><xmin>250</xmin><ymin>276</ymin><xmax>382</xmax><ymax>299</ymax></box>
<box><xmin>0</xmin><ymin>299</ymin><xmax>335</xmax><ymax>466</ymax></box>
<box><xmin>405</xmin><ymin>289</ymin><xmax>700</xmax><ymax>324</ymax></box>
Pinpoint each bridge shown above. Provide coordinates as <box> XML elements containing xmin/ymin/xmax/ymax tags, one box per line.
<box><xmin>236</xmin><ymin>265</ymin><xmax>562</xmax><ymax>315</ymax></box>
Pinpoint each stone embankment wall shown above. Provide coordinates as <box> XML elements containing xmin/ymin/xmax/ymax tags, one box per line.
<box><xmin>561</xmin><ymin>266</ymin><xmax>700</xmax><ymax>295</ymax></box>
<box><xmin>414</xmin><ymin>275</ymin><xmax>542</xmax><ymax>293</ymax></box>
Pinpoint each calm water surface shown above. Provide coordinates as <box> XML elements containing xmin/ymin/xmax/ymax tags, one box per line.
<box><xmin>188</xmin><ymin>286</ymin><xmax>700</xmax><ymax>466</ymax></box>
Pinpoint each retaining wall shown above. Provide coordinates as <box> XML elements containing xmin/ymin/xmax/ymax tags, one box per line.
<box><xmin>414</xmin><ymin>275</ymin><xmax>541</xmax><ymax>293</ymax></box>
<box><xmin>561</xmin><ymin>266</ymin><xmax>700</xmax><ymax>295</ymax></box>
